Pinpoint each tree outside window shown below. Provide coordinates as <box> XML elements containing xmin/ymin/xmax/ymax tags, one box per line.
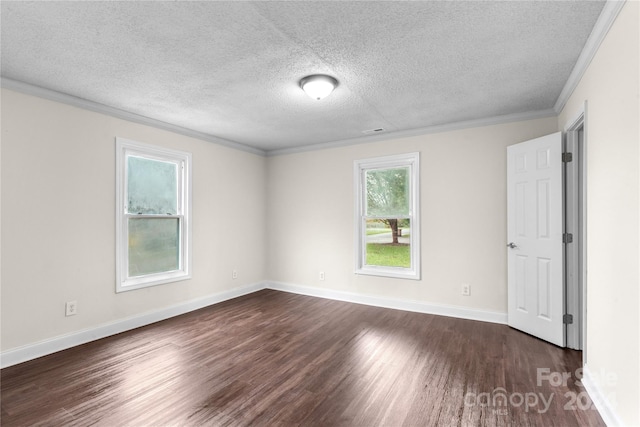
<box><xmin>355</xmin><ymin>153</ymin><xmax>420</xmax><ymax>280</ymax></box>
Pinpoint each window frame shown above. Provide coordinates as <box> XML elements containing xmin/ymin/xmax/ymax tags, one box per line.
<box><xmin>354</xmin><ymin>152</ymin><xmax>420</xmax><ymax>280</ymax></box>
<box><xmin>115</xmin><ymin>137</ymin><xmax>192</xmax><ymax>293</ymax></box>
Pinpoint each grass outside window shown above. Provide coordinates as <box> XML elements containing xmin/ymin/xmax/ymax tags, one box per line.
<box><xmin>366</xmin><ymin>243</ymin><xmax>410</xmax><ymax>268</ymax></box>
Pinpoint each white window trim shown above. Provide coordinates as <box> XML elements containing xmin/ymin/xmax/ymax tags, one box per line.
<box><xmin>115</xmin><ymin>137</ymin><xmax>192</xmax><ymax>293</ymax></box>
<box><xmin>354</xmin><ymin>152</ymin><xmax>421</xmax><ymax>280</ymax></box>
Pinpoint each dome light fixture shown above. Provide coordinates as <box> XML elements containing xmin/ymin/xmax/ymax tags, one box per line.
<box><xmin>299</xmin><ymin>74</ymin><xmax>338</xmax><ymax>100</ymax></box>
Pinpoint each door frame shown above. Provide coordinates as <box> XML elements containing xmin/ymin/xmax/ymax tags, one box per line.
<box><xmin>563</xmin><ymin>101</ymin><xmax>588</xmax><ymax>358</ymax></box>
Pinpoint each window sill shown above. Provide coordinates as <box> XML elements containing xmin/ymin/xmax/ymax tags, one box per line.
<box><xmin>116</xmin><ymin>271</ymin><xmax>191</xmax><ymax>293</ymax></box>
<box><xmin>355</xmin><ymin>267</ymin><xmax>420</xmax><ymax>280</ymax></box>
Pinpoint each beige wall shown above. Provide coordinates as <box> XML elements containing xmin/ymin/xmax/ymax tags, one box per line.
<box><xmin>1</xmin><ymin>88</ymin><xmax>267</xmax><ymax>350</ymax></box>
<box><xmin>2</xmin><ymin>3</ymin><xmax>637</xmax><ymax>423</ymax></box>
<box><xmin>267</xmin><ymin>117</ymin><xmax>558</xmax><ymax>313</ymax></box>
<box><xmin>558</xmin><ymin>1</ymin><xmax>639</xmax><ymax>425</ymax></box>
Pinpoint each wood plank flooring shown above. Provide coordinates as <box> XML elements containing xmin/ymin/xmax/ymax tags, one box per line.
<box><xmin>1</xmin><ymin>290</ymin><xmax>605</xmax><ymax>426</ymax></box>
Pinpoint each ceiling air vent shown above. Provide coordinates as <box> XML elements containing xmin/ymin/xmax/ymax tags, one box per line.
<box><xmin>362</xmin><ymin>128</ymin><xmax>385</xmax><ymax>135</ymax></box>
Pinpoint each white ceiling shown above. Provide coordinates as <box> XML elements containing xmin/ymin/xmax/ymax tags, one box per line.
<box><xmin>1</xmin><ymin>1</ymin><xmax>606</xmax><ymax>154</ymax></box>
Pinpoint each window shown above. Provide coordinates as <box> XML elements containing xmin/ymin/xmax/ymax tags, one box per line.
<box><xmin>354</xmin><ymin>152</ymin><xmax>420</xmax><ymax>279</ymax></box>
<box><xmin>116</xmin><ymin>137</ymin><xmax>191</xmax><ymax>292</ymax></box>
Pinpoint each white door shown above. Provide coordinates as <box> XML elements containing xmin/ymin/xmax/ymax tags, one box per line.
<box><xmin>507</xmin><ymin>132</ymin><xmax>564</xmax><ymax>347</ymax></box>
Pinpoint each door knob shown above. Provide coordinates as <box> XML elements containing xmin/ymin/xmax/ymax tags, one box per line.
<box><xmin>507</xmin><ymin>242</ymin><xmax>518</xmax><ymax>249</ymax></box>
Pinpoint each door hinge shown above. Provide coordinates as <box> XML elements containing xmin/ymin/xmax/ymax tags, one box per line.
<box><xmin>563</xmin><ymin>233</ymin><xmax>573</xmax><ymax>244</ymax></box>
<box><xmin>562</xmin><ymin>152</ymin><xmax>573</xmax><ymax>162</ymax></box>
<box><xmin>563</xmin><ymin>314</ymin><xmax>574</xmax><ymax>324</ymax></box>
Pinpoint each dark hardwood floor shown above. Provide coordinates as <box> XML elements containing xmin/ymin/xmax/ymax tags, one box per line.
<box><xmin>1</xmin><ymin>290</ymin><xmax>605</xmax><ymax>426</ymax></box>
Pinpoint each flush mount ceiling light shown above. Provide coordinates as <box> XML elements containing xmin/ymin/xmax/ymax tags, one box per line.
<box><xmin>299</xmin><ymin>74</ymin><xmax>338</xmax><ymax>100</ymax></box>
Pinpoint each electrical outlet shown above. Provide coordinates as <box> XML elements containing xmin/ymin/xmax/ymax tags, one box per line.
<box><xmin>232</xmin><ymin>269</ymin><xmax>238</xmax><ymax>279</ymax></box>
<box><xmin>65</xmin><ymin>301</ymin><xmax>78</xmax><ymax>316</ymax></box>
<box><xmin>319</xmin><ymin>271</ymin><xmax>325</xmax><ymax>281</ymax></box>
<box><xmin>462</xmin><ymin>284</ymin><xmax>471</xmax><ymax>296</ymax></box>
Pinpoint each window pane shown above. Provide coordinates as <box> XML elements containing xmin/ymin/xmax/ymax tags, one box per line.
<box><xmin>129</xmin><ymin>218</ymin><xmax>179</xmax><ymax>277</ymax></box>
<box><xmin>365</xmin><ymin>167</ymin><xmax>409</xmax><ymax>216</ymax></box>
<box><xmin>365</xmin><ymin>218</ymin><xmax>411</xmax><ymax>268</ymax></box>
<box><xmin>127</xmin><ymin>156</ymin><xmax>178</xmax><ymax>214</ymax></box>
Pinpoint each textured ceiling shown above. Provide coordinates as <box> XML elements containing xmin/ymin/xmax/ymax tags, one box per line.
<box><xmin>1</xmin><ymin>1</ymin><xmax>606</xmax><ymax>153</ymax></box>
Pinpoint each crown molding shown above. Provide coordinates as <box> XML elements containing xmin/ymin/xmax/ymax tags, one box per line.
<box><xmin>1</xmin><ymin>78</ymin><xmax>266</xmax><ymax>157</ymax></box>
<box><xmin>267</xmin><ymin>108</ymin><xmax>557</xmax><ymax>157</ymax></box>
<box><xmin>2</xmin><ymin>77</ymin><xmax>554</xmax><ymax>158</ymax></box>
<box><xmin>3</xmin><ymin>2</ymin><xmax>623</xmax><ymax>158</ymax></box>
<box><xmin>554</xmin><ymin>0</ymin><xmax>626</xmax><ymax>114</ymax></box>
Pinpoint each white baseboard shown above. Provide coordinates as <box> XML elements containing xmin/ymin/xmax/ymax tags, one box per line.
<box><xmin>1</xmin><ymin>281</ymin><xmax>507</xmax><ymax>369</ymax></box>
<box><xmin>2</xmin><ymin>280</ymin><xmax>626</xmax><ymax>426</ymax></box>
<box><xmin>266</xmin><ymin>281</ymin><xmax>507</xmax><ymax>325</ymax></box>
<box><xmin>582</xmin><ymin>364</ymin><xmax>624</xmax><ymax>427</ymax></box>
<box><xmin>0</xmin><ymin>282</ymin><xmax>265</xmax><ymax>369</ymax></box>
